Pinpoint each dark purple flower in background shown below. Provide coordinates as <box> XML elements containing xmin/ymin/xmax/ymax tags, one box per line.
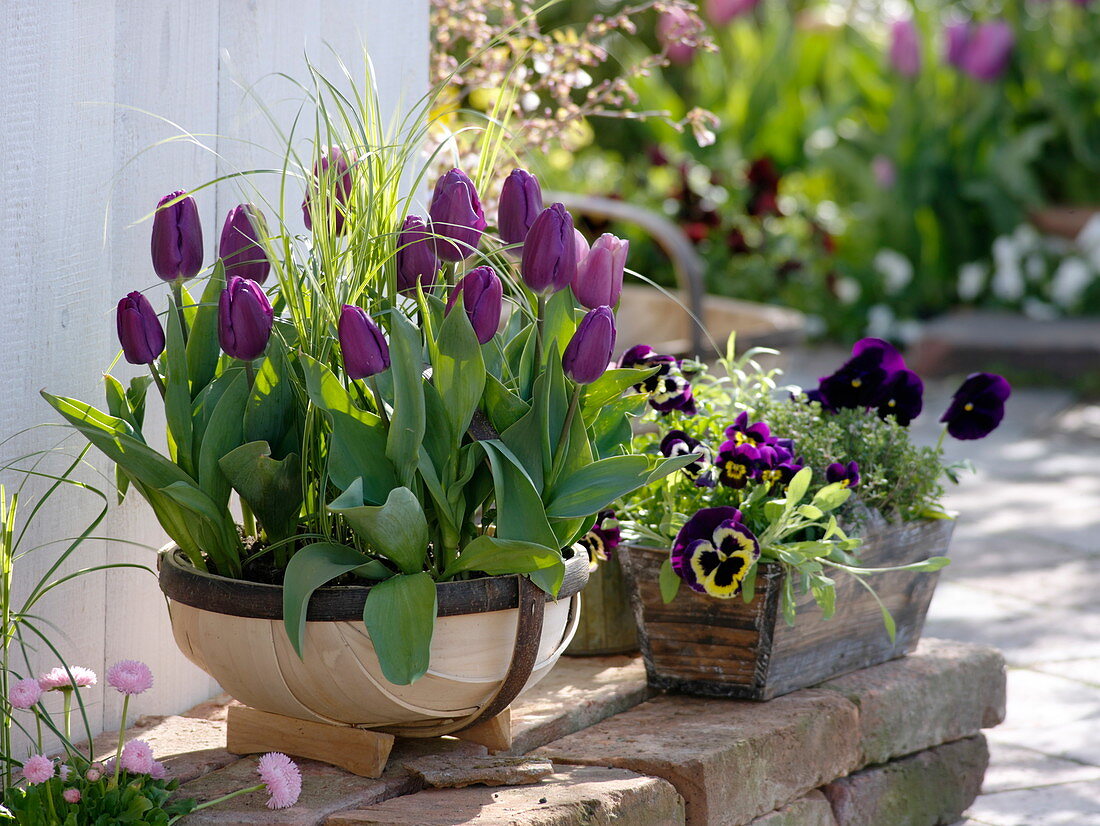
<box><xmin>116</xmin><ymin>292</ymin><xmax>165</xmax><ymax>365</ymax></box>
<box><xmin>445</xmin><ymin>265</ymin><xmax>503</xmax><ymax>345</ymax></box>
<box><xmin>396</xmin><ymin>215</ymin><xmax>438</xmax><ymax>294</ymax></box>
<box><xmin>219</xmin><ymin>203</ymin><xmax>270</xmax><ymax>284</ymax></box>
<box><xmin>338</xmin><ymin>305</ymin><xmax>390</xmax><ymax>379</ymax></box>
<box><xmin>218</xmin><ymin>276</ymin><xmax>273</xmax><ymax>361</ymax></box>
<box><xmin>659</xmin><ymin>429</ymin><xmax>712</xmax><ymax>480</ymax></box>
<box><xmin>802</xmin><ymin>386</ymin><xmax>835</xmax><ymax>411</ymax></box>
<box><xmin>151</xmin><ymin>190</ymin><xmax>203</xmax><ymax>281</ymax></box>
<box><xmin>563</xmin><ymin>306</ymin><xmax>616</xmax><ymax>385</ymax></box>
<box><xmin>671</xmin><ymin>507</ymin><xmax>759</xmax><ymax>599</ymax></box>
<box><xmin>746</xmin><ymin>158</ymin><xmax>782</xmax><ymax>217</ymax></box>
<box><xmin>429</xmin><ymin>169</ymin><xmax>486</xmax><ymax>261</ymax></box>
<box><xmin>889</xmin><ymin>19</ymin><xmax>922</xmax><ymax>77</ymax></box>
<box><xmin>302</xmin><ymin>146</ymin><xmax>354</xmax><ymax>234</ymax></box>
<box><xmin>521</xmin><ymin>203</ymin><xmax>577</xmax><ymax>295</ymax></box>
<box><xmin>826</xmin><ymin>461</ymin><xmax>861</xmax><ymax>489</ymax></box>
<box><xmin>498</xmin><ymin>169</ymin><xmax>543</xmax><ymax>245</ymax></box>
<box><xmin>944</xmin><ymin>22</ymin><xmax>970</xmax><ymax>68</ymax></box>
<box><xmin>958</xmin><ymin>21</ymin><xmax>1015</xmax><ymax>82</ymax></box>
<box><xmin>716</xmin><ymin>441</ymin><xmax>760</xmax><ymax>489</ymax></box>
<box><xmin>940</xmin><ymin>373</ymin><xmax>1011</xmax><ymax>440</ymax></box>
<box><xmin>578</xmin><ymin>510</ymin><xmax>621</xmax><ymax>571</ymax></box>
<box><xmin>873</xmin><ymin>368</ymin><xmax>924</xmax><ymax>426</ymax></box>
<box><xmin>572</xmin><ymin>233</ymin><xmax>628</xmax><ymax>309</ymax></box>
<box><xmin>725</xmin><ymin>412</ymin><xmax>771</xmax><ymax>446</ymax></box>
<box><xmin>818</xmin><ymin>337</ymin><xmax>907</xmax><ymax>409</ymax></box>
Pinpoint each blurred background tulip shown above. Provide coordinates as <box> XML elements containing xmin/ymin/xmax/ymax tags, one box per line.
<box><xmin>889</xmin><ymin>20</ymin><xmax>921</xmax><ymax>78</ymax></box>
<box><xmin>302</xmin><ymin>146</ymin><xmax>354</xmax><ymax>234</ymax></box>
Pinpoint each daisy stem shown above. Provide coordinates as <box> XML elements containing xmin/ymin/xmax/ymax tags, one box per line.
<box><xmin>112</xmin><ymin>694</ymin><xmax>130</xmax><ymax>786</ymax></box>
<box><xmin>168</xmin><ymin>783</ymin><xmax>265</xmax><ymax>823</ymax></box>
<box><xmin>44</xmin><ymin>779</ymin><xmax>59</xmax><ymax>823</ymax></box>
<box><xmin>63</xmin><ymin>692</ymin><xmax>71</xmax><ymax>742</ymax></box>
<box><xmin>34</xmin><ymin>708</ymin><xmax>42</xmax><ymax>751</ymax></box>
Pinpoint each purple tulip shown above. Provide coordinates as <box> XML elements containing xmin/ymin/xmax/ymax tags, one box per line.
<box><xmin>521</xmin><ymin>203</ymin><xmax>577</xmax><ymax>295</ymax></box>
<box><xmin>671</xmin><ymin>507</ymin><xmax>759</xmax><ymax>599</ymax></box>
<box><xmin>960</xmin><ymin>21</ymin><xmax>1015</xmax><ymax>82</ymax></box>
<box><xmin>825</xmin><ymin>461</ymin><xmax>861</xmax><ymax>489</ymax></box>
<box><xmin>219</xmin><ymin>203</ymin><xmax>270</xmax><ymax>284</ymax></box>
<box><xmin>562</xmin><ymin>306</ymin><xmax>616</xmax><ymax>385</ymax></box>
<box><xmin>151</xmin><ymin>190</ymin><xmax>203</xmax><ymax>281</ymax></box>
<box><xmin>396</xmin><ymin>215</ymin><xmax>438</xmax><ymax>293</ymax></box>
<box><xmin>944</xmin><ymin>22</ymin><xmax>970</xmax><ymax>69</ymax></box>
<box><xmin>704</xmin><ymin>0</ymin><xmax>760</xmax><ymax>25</ymax></box>
<box><xmin>572</xmin><ymin>233</ymin><xmax>628</xmax><ymax>309</ymax></box>
<box><xmin>429</xmin><ymin>169</ymin><xmax>486</xmax><ymax>261</ymax></box>
<box><xmin>873</xmin><ymin>368</ymin><xmax>924</xmax><ymax>426</ymax></box>
<box><xmin>338</xmin><ymin>305</ymin><xmax>390</xmax><ymax>379</ymax></box>
<box><xmin>889</xmin><ymin>19</ymin><xmax>922</xmax><ymax>78</ymax></box>
<box><xmin>657</xmin><ymin>8</ymin><xmax>697</xmax><ymax>66</ymax></box>
<box><xmin>302</xmin><ymin>146</ymin><xmax>354</xmax><ymax>234</ymax></box>
<box><xmin>218</xmin><ymin>276</ymin><xmax>273</xmax><ymax>361</ymax></box>
<box><xmin>940</xmin><ymin>373</ymin><xmax>1011</xmax><ymax>440</ymax></box>
<box><xmin>818</xmin><ymin>337</ymin><xmax>907</xmax><ymax>410</ymax></box>
<box><xmin>498</xmin><ymin>169</ymin><xmax>543</xmax><ymax>245</ymax></box>
<box><xmin>574</xmin><ymin>229</ymin><xmax>590</xmax><ymax>266</ymax></box>
<box><xmin>445</xmin><ymin>265</ymin><xmax>503</xmax><ymax>345</ymax></box>
<box><xmin>116</xmin><ymin>292</ymin><xmax>165</xmax><ymax>365</ymax></box>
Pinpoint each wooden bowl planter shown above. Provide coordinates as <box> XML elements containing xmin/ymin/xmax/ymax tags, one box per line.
<box><xmin>617</xmin><ymin>518</ymin><xmax>953</xmax><ymax>700</ymax></box>
<box><xmin>158</xmin><ymin>548</ymin><xmax>588</xmax><ymax>739</ymax></box>
<box><xmin>565</xmin><ymin>555</ymin><xmax>639</xmax><ymax>656</ymax></box>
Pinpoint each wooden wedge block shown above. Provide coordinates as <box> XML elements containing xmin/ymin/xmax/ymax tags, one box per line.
<box><xmin>452</xmin><ymin>708</ymin><xmax>512</xmax><ymax>752</ymax></box>
<box><xmin>227</xmin><ymin>705</ymin><xmax>395</xmax><ymax>778</ymax></box>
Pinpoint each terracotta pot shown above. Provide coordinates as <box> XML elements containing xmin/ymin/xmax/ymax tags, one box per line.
<box><xmin>158</xmin><ymin>548</ymin><xmax>587</xmax><ymax>736</ymax></box>
<box><xmin>565</xmin><ymin>554</ymin><xmax>639</xmax><ymax>656</ymax></box>
<box><xmin>617</xmin><ymin>518</ymin><xmax>952</xmax><ymax>700</ymax></box>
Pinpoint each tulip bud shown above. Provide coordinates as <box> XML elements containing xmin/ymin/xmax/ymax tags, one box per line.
<box><xmin>396</xmin><ymin>215</ymin><xmax>438</xmax><ymax>293</ymax></box>
<box><xmin>574</xmin><ymin>228</ymin><xmax>590</xmax><ymax>267</ymax></box>
<box><xmin>429</xmin><ymin>169</ymin><xmax>486</xmax><ymax>261</ymax></box>
<box><xmin>219</xmin><ymin>203</ymin><xmax>270</xmax><ymax>284</ymax></box>
<box><xmin>151</xmin><ymin>190</ymin><xmax>203</xmax><ymax>281</ymax></box>
<box><xmin>498</xmin><ymin>169</ymin><xmax>543</xmax><ymax>245</ymax></box>
<box><xmin>302</xmin><ymin>146</ymin><xmax>354</xmax><ymax>234</ymax></box>
<box><xmin>572</xmin><ymin>233</ymin><xmax>628</xmax><ymax>309</ymax></box>
<box><xmin>446</xmin><ymin>265</ymin><xmax>503</xmax><ymax>345</ymax></box>
<box><xmin>338</xmin><ymin>305</ymin><xmax>390</xmax><ymax>379</ymax></box>
<box><xmin>889</xmin><ymin>19</ymin><xmax>921</xmax><ymax>78</ymax></box>
<box><xmin>959</xmin><ymin>21</ymin><xmax>1014</xmax><ymax>82</ymax></box>
<box><xmin>218</xmin><ymin>276</ymin><xmax>273</xmax><ymax>361</ymax></box>
<box><xmin>944</xmin><ymin>22</ymin><xmax>970</xmax><ymax>69</ymax></box>
<box><xmin>116</xmin><ymin>292</ymin><xmax>165</xmax><ymax>365</ymax></box>
<box><xmin>563</xmin><ymin>306</ymin><xmax>617</xmax><ymax>385</ymax></box>
<box><xmin>521</xmin><ymin>203</ymin><xmax>577</xmax><ymax>295</ymax></box>
<box><xmin>704</xmin><ymin>0</ymin><xmax>760</xmax><ymax>25</ymax></box>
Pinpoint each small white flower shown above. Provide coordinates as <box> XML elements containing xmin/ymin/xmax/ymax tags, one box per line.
<box><xmin>1012</xmin><ymin>223</ymin><xmax>1040</xmax><ymax>252</ymax></box>
<box><xmin>1025</xmin><ymin>254</ymin><xmax>1046</xmax><ymax>282</ymax></box>
<box><xmin>991</xmin><ymin>237</ymin><xmax>1025</xmax><ymax>302</ymax></box>
<box><xmin>1076</xmin><ymin>213</ymin><xmax>1100</xmax><ymax>253</ymax></box>
<box><xmin>521</xmin><ymin>91</ymin><xmax>540</xmax><ymax>112</ymax></box>
<box><xmin>1049</xmin><ymin>257</ymin><xmax>1094</xmax><ymax>309</ymax></box>
<box><xmin>835</xmin><ymin>277</ymin><xmax>861</xmax><ymax>304</ymax></box>
<box><xmin>957</xmin><ymin>262</ymin><xmax>986</xmax><ymax>301</ymax></box>
<box><xmin>1022</xmin><ymin>298</ymin><xmax>1059</xmax><ymax>320</ymax></box>
<box><xmin>866</xmin><ymin>304</ymin><xmax>895</xmax><ymax>339</ymax></box>
<box><xmin>873</xmin><ymin>249</ymin><xmax>912</xmax><ymax>294</ymax></box>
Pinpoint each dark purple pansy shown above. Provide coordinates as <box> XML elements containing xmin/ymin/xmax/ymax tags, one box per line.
<box><xmin>659</xmin><ymin>429</ymin><xmax>712</xmax><ymax>479</ymax></box>
<box><xmin>818</xmin><ymin>337</ymin><xmax>906</xmax><ymax>409</ymax></box>
<box><xmin>619</xmin><ymin>345</ymin><xmax>696</xmax><ymax>415</ymax></box>
<box><xmin>873</xmin><ymin>368</ymin><xmax>924</xmax><ymax>426</ymax></box>
<box><xmin>825</xmin><ymin>460</ymin><xmax>861</xmax><ymax>489</ymax></box>
<box><xmin>578</xmin><ymin>510</ymin><xmax>621</xmax><ymax>572</ymax></box>
<box><xmin>940</xmin><ymin>373</ymin><xmax>1011</xmax><ymax>440</ymax></box>
<box><xmin>725</xmin><ymin>412</ymin><xmax>771</xmax><ymax>446</ymax></box>
<box><xmin>802</xmin><ymin>386</ymin><xmax>835</xmax><ymax>412</ymax></box>
<box><xmin>671</xmin><ymin>508</ymin><xmax>760</xmax><ymax>599</ymax></box>
<box><xmin>716</xmin><ymin>441</ymin><xmax>759</xmax><ymax>489</ymax></box>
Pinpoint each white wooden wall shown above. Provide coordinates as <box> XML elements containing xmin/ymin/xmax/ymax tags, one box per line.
<box><xmin>0</xmin><ymin>0</ymin><xmax>428</xmax><ymax>748</ymax></box>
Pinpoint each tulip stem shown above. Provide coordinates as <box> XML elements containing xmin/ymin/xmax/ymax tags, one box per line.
<box><xmin>370</xmin><ymin>377</ymin><xmax>390</xmax><ymax>427</ymax></box>
<box><xmin>534</xmin><ymin>294</ymin><xmax>547</xmax><ymax>370</ymax></box>
<box><xmin>244</xmin><ymin>360</ymin><xmax>256</xmax><ymax>391</ymax></box>
<box><xmin>170</xmin><ymin>280</ymin><xmax>189</xmax><ymax>348</ymax></box>
<box><xmin>148</xmin><ymin>367</ymin><xmax>167</xmax><ymax>400</ymax></box>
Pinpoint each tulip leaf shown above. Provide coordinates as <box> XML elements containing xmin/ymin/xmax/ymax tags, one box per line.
<box><xmin>588</xmin><ymin>395</ymin><xmax>647</xmax><ymax>459</ymax></box>
<box><xmin>547</xmin><ymin>453</ymin><xmax>698</xmax><ymax>520</ymax></box>
<box><xmin>541</xmin><ymin>288</ymin><xmax>578</xmax><ymax>359</ymax></box>
<box><xmin>186</xmin><ymin>262</ymin><xmax>226</xmax><ymax>397</ymax></box>
<box><xmin>583</xmin><ymin>368</ymin><xmax>655</xmax><ymax>409</ymax></box>
<box><xmin>157</xmin><ymin>481</ymin><xmax>242</xmax><ymax>576</ymax></box>
<box><xmin>483</xmin><ymin>374</ymin><xmax>529</xmax><ymax>434</ymax></box>
<box><xmin>500</xmin><ymin>400</ymin><xmax>545</xmax><ymax>494</ymax></box>
<box><xmin>421</xmin><ymin>382</ymin><xmax>455</xmax><ymax>474</ymax></box>
<box><xmin>196</xmin><ymin>370</ymin><xmax>248</xmax><ymax>511</ymax></box>
<box><xmin>362</xmin><ymin>571</ymin><xmax>437</xmax><ymax>685</ymax></box>
<box><xmin>442</xmin><ymin>534</ymin><xmax>564</xmax><ymax>587</ymax></box>
<box><xmin>244</xmin><ymin>337</ymin><xmax>295</xmax><ymax>457</ymax></box>
<box><xmin>219</xmin><ymin>441</ymin><xmax>303</xmax><ymax>542</ymax></box>
<box><xmin>385</xmin><ymin>312</ymin><xmax>426</xmax><ymax>489</ymax></box>
<box><xmin>328</xmin><ymin>482</ymin><xmax>428</xmax><ymax>574</ymax></box>
<box><xmin>300</xmin><ymin>354</ymin><xmax>396</xmax><ymax>502</ymax></box>
<box><xmin>432</xmin><ymin>303</ymin><xmax>485</xmax><ymax>443</ymax></box>
<box><xmin>164</xmin><ymin>293</ymin><xmax>195</xmax><ymax>478</ymax></box>
<box><xmin>282</xmin><ymin>542</ymin><xmax>373</xmax><ymax>657</ymax></box>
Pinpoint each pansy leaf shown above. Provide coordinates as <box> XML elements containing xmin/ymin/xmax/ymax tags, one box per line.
<box><xmin>811</xmin><ymin>483</ymin><xmax>851</xmax><ymax>512</ymax></box>
<box><xmin>362</xmin><ymin>571</ymin><xmax>437</xmax><ymax>685</ymax></box>
<box><xmin>442</xmin><ymin>534</ymin><xmax>564</xmax><ymax>587</ymax></box>
<box><xmin>784</xmin><ymin>467</ymin><xmax>812</xmax><ymax>508</ymax></box>
<box><xmin>328</xmin><ymin>482</ymin><xmax>428</xmax><ymax>574</ymax></box>
<box><xmin>282</xmin><ymin>542</ymin><xmax>370</xmax><ymax>657</ymax></box>
<box><xmin>658</xmin><ymin>557</ymin><xmax>681</xmax><ymax>604</ymax></box>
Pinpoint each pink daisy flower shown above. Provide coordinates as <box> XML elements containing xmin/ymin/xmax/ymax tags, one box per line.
<box><xmin>39</xmin><ymin>665</ymin><xmax>97</xmax><ymax>691</ymax></box>
<box><xmin>57</xmin><ymin>764</ymin><xmax>71</xmax><ymax>781</ymax></box>
<box><xmin>149</xmin><ymin>760</ymin><xmax>168</xmax><ymax>780</ymax></box>
<box><xmin>106</xmin><ymin>660</ymin><xmax>153</xmax><ymax>695</ymax></box>
<box><xmin>257</xmin><ymin>752</ymin><xmax>301</xmax><ymax>810</ymax></box>
<box><xmin>62</xmin><ymin>788</ymin><xmax>81</xmax><ymax>804</ymax></box>
<box><xmin>120</xmin><ymin>739</ymin><xmax>155</xmax><ymax>774</ymax></box>
<box><xmin>22</xmin><ymin>755</ymin><xmax>54</xmax><ymax>785</ymax></box>
<box><xmin>85</xmin><ymin>762</ymin><xmax>106</xmax><ymax>782</ymax></box>
<box><xmin>8</xmin><ymin>678</ymin><xmax>43</xmax><ymax>709</ymax></box>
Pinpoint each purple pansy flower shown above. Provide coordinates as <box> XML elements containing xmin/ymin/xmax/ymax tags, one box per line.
<box><xmin>873</xmin><ymin>368</ymin><xmax>924</xmax><ymax>426</ymax></box>
<box><xmin>715</xmin><ymin>441</ymin><xmax>760</xmax><ymax>489</ymax></box>
<box><xmin>725</xmin><ymin>412</ymin><xmax>771</xmax><ymax>446</ymax></box>
<box><xmin>578</xmin><ymin>510</ymin><xmax>621</xmax><ymax>571</ymax></box>
<box><xmin>940</xmin><ymin>373</ymin><xmax>1011</xmax><ymax>440</ymax></box>
<box><xmin>620</xmin><ymin>345</ymin><xmax>697</xmax><ymax>415</ymax></box>
<box><xmin>671</xmin><ymin>507</ymin><xmax>760</xmax><ymax>599</ymax></box>
<box><xmin>826</xmin><ymin>460</ymin><xmax>861</xmax><ymax>489</ymax></box>
<box><xmin>659</xmin><ymin>429</ymin><xmax>712</xmax><ymax>481</ymax></box>
<box><xmin>818</xmin><ymin>337</ymin><xmax>907</xmax><ymax>410</ymax></box>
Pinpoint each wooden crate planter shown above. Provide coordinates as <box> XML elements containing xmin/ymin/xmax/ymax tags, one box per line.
<box><xmin>617</xmin><ymin>518</ymin><xmax>953</xmax><ymax>700</ymax></box>
<box><xmin>566</xmin><ymin>555</ymin><xmax>639</xmax><ymax>656</ymax></box>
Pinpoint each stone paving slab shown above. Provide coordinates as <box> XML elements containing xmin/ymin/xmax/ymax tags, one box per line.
<box><xmin>823</xmin><ymin>735</ymin><xmax>988</xmax><ymax>826</ymax></box>
<box><xmin>325</xmin><ymin>766</ymin><xmax>685</xmax><ymax>826</ymax></box>
<box><xmin>818</xmin><ymin>638</ymin><xmax>1005</xmax><ymax>767</ymax></box>
<box><xmin>982</xmin><ymin>741</ymin><xmax>1100</xmax><ymax>794</ymax></box>
<box><xmin>964</xmin><ymin>779</ymin><xmax>1100</xmax><ymax>826</ymax></box>
<box><xmin>534</xmin><ymin>690</ymin><xmax>862</xmax><ymax>826</ymax></box>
